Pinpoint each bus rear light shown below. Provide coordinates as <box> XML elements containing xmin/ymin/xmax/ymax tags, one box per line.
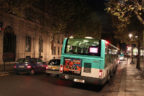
<box><xmin>60</xmin><ymin>65</ymin><xmax>63</xmax><ymax>73</ymax></box>
<box><xmin>105</xmin><ymin>40</ymin><xmax>110</xmax><ymax>46</ymax></box>
<box><xmin>99</xmin><ymin>69</ymin><xmax>103</xmax><ymax>77</ymax></box>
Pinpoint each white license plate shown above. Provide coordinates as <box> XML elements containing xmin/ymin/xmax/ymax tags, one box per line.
<box><xmin>52</xmin><ymin>66</ymin><xmax>58</xmax><ymax>70</ymax></box>
<box><xmin>19</xmin><ymin>66</ymin><xmax>24</xmax><ymax>68</ymax></box>
<box><xmin>73</xmin><ymin>79</ymin><xmax>85</xmax><ymax>83</ymax></box>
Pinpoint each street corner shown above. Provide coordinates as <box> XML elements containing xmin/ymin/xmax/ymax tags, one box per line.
<box><xmin>0</xmin><ymin>72</ymin><xmax>9</xmax><ymax>77</ymax></box>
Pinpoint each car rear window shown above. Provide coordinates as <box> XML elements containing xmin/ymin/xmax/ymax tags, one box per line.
<box><xmin>17</xmin><ymin>58</ymin><xmax>25</xmax><ymax>63</ymax></box>
<box><xmin>24</xmin><ymin>59</ymin><xmax>31</xmax><ymax>62</ymax></box>
<box><xmin>17</xmin><ymin>58</ymin><xmax>43</xmax><ymax>63</ymax></box>
<box><xmin>31</xmin><ymin>58</ymin><xmax>43</xmax><ymax>62</ymax></box>
<box><xmin>48</xmin><ymin>60</ymin><xmax>60</xmax><ymax>65</ymax></box>
<box><xmin>37</xmin><ymin>59</ymin><xmax>42</xmax><ymax>62</ymax></box>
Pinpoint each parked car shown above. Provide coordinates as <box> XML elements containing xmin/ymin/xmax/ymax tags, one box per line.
<box><xmin>46</xmin><ymin>59</ymin><xmax>60</xmax><ymax>76</ymax></box>
<box><xmin>14</xmin><ymin>58</ymin><xmax>46</xmax><ymax>75</ymax></box>
<box><xmin>118</xmin><ymin>54</ymin><xmax>125</xmax><ymax>61</ymax></box>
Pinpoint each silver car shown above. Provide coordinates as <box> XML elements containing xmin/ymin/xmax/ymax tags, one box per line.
<box><xmin>46</xmin><ymin>59</ymin><xmax>60</xmax><ymax>76</ymax></box>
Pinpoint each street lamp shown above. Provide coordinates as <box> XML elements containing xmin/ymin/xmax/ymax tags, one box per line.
<box><xmin>128</xmin><ymin>33</ymin><xmax>134</xmax><ymax>64</ymax></box>
<box><xmin>129</xmin><ymin>33</ymin><xmax>133</xmax><ymax>39</ymax></box>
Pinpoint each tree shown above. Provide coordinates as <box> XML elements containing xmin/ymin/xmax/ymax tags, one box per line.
<box><xmin>106</xmin><ymin>0</ymin><xmax>144</xmax><ymax>69</ymax></box>
<box><xmin>65</xmin><ymin>10</ymin><xmax>102</xmax><ymax>38</ymax></box>
<box><xmin>44</xmin><ymin>0</ymin><xmax>102</xmax><ymax>38</ymax></box>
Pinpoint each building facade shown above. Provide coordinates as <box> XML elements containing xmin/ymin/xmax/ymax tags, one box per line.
<box><xmin>0</xmin><ymin>11</ymin><xmax>64</xmax><ymax>65</ymax></box>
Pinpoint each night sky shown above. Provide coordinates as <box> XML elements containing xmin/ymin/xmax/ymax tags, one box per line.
<box><xmin>87</xmin><ymin>0</ymin><xmax>117</xmax><ymax>44</ymax></box>
<box><xmin>88</xmin><ymin>0</ymin><xmax>113</xmax><ymax>35</ymax></box>
<box><xmin>87</xmin><ymin>0</ymin><xmax>108</xmax><ymax>12</ymax></box>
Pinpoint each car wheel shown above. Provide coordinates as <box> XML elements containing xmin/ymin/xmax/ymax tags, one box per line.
<box><xmin>46</xmin><ymin>73</ymin><xmax>50</xmax><ymax>75</ymax></box>
<box><xmin>106</xmin><ymin>73</ymin><xmax>111</xmax><ymax>83</ymax></box>
<box><xmin>51</xmin><ymin>74</ymin><xmax>57</xmax><ymax>77</ymax></box>
<box><xmin>30</xmin><ymin>69</ymin><xmax>35</xmax><ymax>75</ymax></box>
<box><xmin>16</xmin><ymin>71</ymin><xmax>20</xmax><ymax>75</ymax></box>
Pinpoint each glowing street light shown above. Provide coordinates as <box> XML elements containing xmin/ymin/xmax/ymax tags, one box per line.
<box><xmin>129</xmin><ymin>33</ymin><xmax>133</xmax><ymax>39</ymax></box>
<box><xmin>128</xmin><ymin>33</ymin><xmax>134</xmax><ymax>64</ymax></box>
<box><xmin>135</xmin><ymin>36</ymin><xmax>138</xmax><ymax>38</ymax></box>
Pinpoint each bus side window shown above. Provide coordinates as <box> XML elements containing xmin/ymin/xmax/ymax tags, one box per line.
<box><xmin>105</xmin><ymin>46</ymin><xmax>110</xmax><ymax>67</ymax></box>
<box><xmin>108</xmin><ymin>49</ymin><xmax>112</xmax><ymax>63</ymax></box>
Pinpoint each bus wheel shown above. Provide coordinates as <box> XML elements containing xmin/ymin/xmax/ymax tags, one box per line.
<box><xmin>96</xmin><ymin>85</ymin><xmax>103</xmax><ymax>92</ymax></box>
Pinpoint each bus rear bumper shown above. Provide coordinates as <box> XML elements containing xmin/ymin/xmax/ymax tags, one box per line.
<box><xmin>60</xmin><ymin>74</ymin><xmax>107</xmax><ymax>85</ymax></box>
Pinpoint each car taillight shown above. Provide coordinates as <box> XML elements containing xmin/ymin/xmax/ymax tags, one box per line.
<box><xmin>99</xmin><ymin>69</ymin><xmax>103</xmax><ymax>77</ymax></box>
<box><xmin>46</xmin><ymin>65</ymin><xmax>49</xmax><ymax>70</ymax></box>
<box><xmin>117</xmin><ymin>59</ymin><xmax>120</xmax><ymax>64</ymax></box>
<box><xmin>27</xmin><ymin>65</ymin><xmax>31</xmax><ymax>69</ymax></box>
<box><xmin>42</xmin><ymin>65</ymin><xmax>46</xmax><ymax>67</ymax></box>
<box><xmin>60</xmin><ymin>65</ymin><xmax>63</xmax><ymax>73</ymax></box>
<box><xmin>14</xmin><ymin>65</ymin><xmax>16</xmax><ymax>68</ymax></box>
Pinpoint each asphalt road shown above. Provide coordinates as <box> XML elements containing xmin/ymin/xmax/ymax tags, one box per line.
<box><xmin>0</xmin><ymin>60</ymin><xmax>127</xmax><ymax>96</ymax></box>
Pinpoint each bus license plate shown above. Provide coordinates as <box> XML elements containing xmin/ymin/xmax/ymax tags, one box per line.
<box><xmin>73</xmin><ymin>79</ymin><xmax>85</xmax><ymax>83</ymax></box>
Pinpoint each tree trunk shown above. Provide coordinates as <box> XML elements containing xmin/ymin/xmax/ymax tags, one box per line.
<box><xmin>136</xmin><ymin>30</ymin><xmax>142</xmax><ymax>69</ymax></box>
<box><xmin>136</xmin><ymin>39</ymin><xmax>141</xmax><ymax>69</ymax></box>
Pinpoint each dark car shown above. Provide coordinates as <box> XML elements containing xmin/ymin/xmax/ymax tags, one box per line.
<box><xmin>14</xmin><ymin>58</ymin><xmax>46</xmax><ymax>75</ymax></box>
<box><xmin>46</xmin><ymin>59</ymin><xmax>60</xmax><ymax>76</ymax></box>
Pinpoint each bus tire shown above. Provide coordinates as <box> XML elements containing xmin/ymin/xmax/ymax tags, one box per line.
<box><xmin>96</xmin><ymin>84</ymin><xmax>103</xmax><ymax>92</ymax></box>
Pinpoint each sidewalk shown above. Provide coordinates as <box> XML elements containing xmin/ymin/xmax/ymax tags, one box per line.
<box><xmin>118</xmin><ymin>59</ymin><xmax>144</xmax><ymax>96</ymax></box>
<box><xmin>0</xmin><ymin>63</ymin><xmax>14</xmax><ymax>72</ymax></box>
<box><xmin>0</xmin><ymin>72</ymin><xmax>9</xmax><ymax>76</ymax></box>
<box><xmin>0</xmin><ymin>64</ymin><xmax>13</xmax><ymax>76</ymax></box>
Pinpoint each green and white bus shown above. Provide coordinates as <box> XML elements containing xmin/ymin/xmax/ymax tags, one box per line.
<box><xmin>59</xmin><ymin>37</ymin><xmax>119</xmax><ymax>85</ymax></box>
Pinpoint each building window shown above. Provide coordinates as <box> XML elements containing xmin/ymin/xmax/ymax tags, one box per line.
<box><xmin>58</xmin><ymin>47</ymin><xmax>60</xmax><ymax>55</ymax></box>
<box><xmin>52</xmin><ymin>46</ymin><xmax>56</xmax><ymax>55</ymax></box>
<box><xmin>25</xmin><ymin>36</ymin><xmax>31</xmax><ymax>52</ymax></box>
<box><xmin>39</xmin><ymin>38</ymin><xmax>43</xmax><ymax>52</ymax></box>
<box><xmin>57</xmin><ymin>37</ymin><xmax>60</xmax><ymax>44</ymax></box>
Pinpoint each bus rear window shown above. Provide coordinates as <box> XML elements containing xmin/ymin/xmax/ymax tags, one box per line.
<box><xmin>65</xmin><ymin>38</ymin><xmax>100</xmax><ymax>56</ymax></box>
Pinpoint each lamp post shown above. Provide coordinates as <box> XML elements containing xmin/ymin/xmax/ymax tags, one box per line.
<box><xmin>128</xmin><ymin>33</ymin><xmax>134</xmax><ymax>64</ymax></box>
